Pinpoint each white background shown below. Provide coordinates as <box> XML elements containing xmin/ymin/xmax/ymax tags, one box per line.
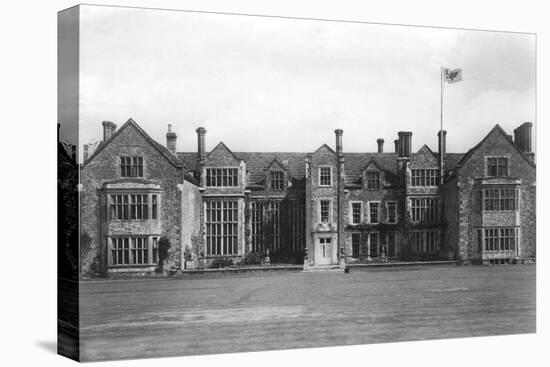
<box><xmin>0</xmin><ymin>0</ymin><xmax>547</xmax><ymax>366</ymax></box>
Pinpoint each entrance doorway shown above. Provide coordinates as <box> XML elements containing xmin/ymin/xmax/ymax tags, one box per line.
<box><xmin>317</xmin><ymin>237</ymin><xmax>334</xmax><ymax>265</ymax></box>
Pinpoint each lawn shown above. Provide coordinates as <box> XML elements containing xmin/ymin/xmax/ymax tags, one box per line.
<box><xmin>79</xmin><ymin>265</ymin><xmax>536</xmax><ymax>361</ymax></box>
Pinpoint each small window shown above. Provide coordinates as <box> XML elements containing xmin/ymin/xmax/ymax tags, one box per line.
<box><xmin>369</xmin><ymin>202</ymin><xmax>379</xmax><ymax>224</ymax></box>
<box><xmin>320</xmin><ymin>200</ymin><xmax>330</xmax><ymax>223</ymax></box>
<box><xmin>121</xmin><ymin>156</ymin><xmax>143</xmax><ymax>178</ymax></box>
<box><xmin>351</xmin><ymin>202</ymin><xmax>362</xmax><ymax>224</ymax></box>
<box><xmin>366</xmin><ymin>171</ymin><xmax>380</xmax><ymax>190</ymax></box>
<box><xmin>487</xmin><ymin>157</ymin><xmax>508</xmax><ymax>177</ymax></box>
<box><xmin>319</xmin><ymin>167</ymin><xmax>332</xmax><ymax>186</ymax></box>
<box><xmin>270</xmin><ymin>171</ymin><xmax>284</xmax><ymax>190</ymax></box>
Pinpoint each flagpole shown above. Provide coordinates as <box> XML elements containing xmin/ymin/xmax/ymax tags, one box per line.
<box><xmin>440</xmin><ymin>67</ymin><xmax>444</xmax><ymax>182</ymax></box>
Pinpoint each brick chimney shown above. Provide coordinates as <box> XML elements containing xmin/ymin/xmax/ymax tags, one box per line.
<box><xmin>394</xmin><ymin>139</ymin><xmax>399</xmax><ymax>153</ymax></box>
<box><xmin>196</xmin><ymin>126</ymin><xmax>207</xmax><ymax>164</ymax></box>
<box><xmin>397</xmin><ymin>131</ymin><xmax>412</xmax><ymax>158</ymax></box>
<box><xmin>102</xmin><ymin>121</ymin><xmax>117</xmax><ymax>141</ymax></box>
<box><xmin>335</xmin><ymin>129</ymin><xmax>343</xmax><ymax>157</ymax></box>
<box><xmin>438</xmin><ymin>130</ymin><xmax>447</xmax><ymax>181</ymax></box>
<box><xmin>377</xmin><ymin>138</ymin><xmax>384</xmax><ymax>153</ymax></box>
<box><xmin>514</xmin><ymin>122</ymin><xmax>533</xmax><ymax>153</ymax></box>
<box><xmin>166</xmin><ymin>124</ymin><xmax>177</xmax><ymax>155</ymax></box>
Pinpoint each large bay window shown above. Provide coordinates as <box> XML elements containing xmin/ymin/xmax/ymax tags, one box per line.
<box><xmin>411</xmin><ymin>198</ymin><xmax>439</xmax><ymax>223</ymax></box>
<box><xmin>478</xmin><ymin>188</ymin><xmax>518</xmax><ymax>211</ymax></box>
<box><xmin>109</xmin><ymin>193</ymin><xmax>159</xmax><ymax>220</ymax></box>
<box><xmin>412</xmin><ymin>230</ymin><xmax>439</xmax><ymax>254</ymax></box>
<box><xmin>110</xmin><ymin>236</ymin><xmax>159</xmax><ymax>266</ymax></box>
<box><xmin>482</xmin><ymin>227</ymin><xmax>517</xmax><ymax>252</ymax></box>
<box><xmin>206</xmin><ymin>200</ymin><xmax>239</xmax><ymax>256</ymax></box>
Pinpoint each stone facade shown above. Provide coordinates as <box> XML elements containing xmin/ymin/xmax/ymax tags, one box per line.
<box><xmin>79</xmin><ymin>118</ymin><xmax>536</xmax><ymax>276</ymax></box>
<box><xmin>80</xmin><ymin>119</ymin><xmax>200</xmax><ymax>277</ymax></box>
<box><xmin>443</xmin><ymin>125</ymin><xmax>536</xmax><ymax>264</ymax></box>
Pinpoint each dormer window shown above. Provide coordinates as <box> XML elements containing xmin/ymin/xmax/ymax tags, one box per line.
<box><xmin>270</xmin><ymin>171</ymin><xmax>284</xmax><ymax>190</ymax></box>
<box><xmin>366</xmin><ymin>171</ymin><xmax>380</xmax><ymax>190</ymax></box>
<box><xmin>319</xmin><ymin>166</ymin><xmax>332</xmax><ymax>186</ymax></box>
<box><xmin>487</xmin><ymin>157</ymin><xmax>508</xmax><ymax>177</ymax></box>
<box><xmin>121</xmin><ymin>156</ymin><xmax>143</xmax><ymax>177</ymax></box>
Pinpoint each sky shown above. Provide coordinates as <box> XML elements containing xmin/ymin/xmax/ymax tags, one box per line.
<box><xmin>62</xmin><ymin>5</ymin><xmax>536</xmax><ymax>161</ymax></box>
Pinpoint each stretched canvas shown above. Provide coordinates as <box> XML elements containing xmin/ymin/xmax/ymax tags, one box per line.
<box><xmin>57</xmin><ymin>4</ymin><xmax>536</xmax><ymax>362</ymax></box>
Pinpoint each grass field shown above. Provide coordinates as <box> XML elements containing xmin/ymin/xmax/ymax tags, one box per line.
<box><xmin>79</xmin><ymin>265</ymin><xmax>536</xmax><ymax>361</ymax></box>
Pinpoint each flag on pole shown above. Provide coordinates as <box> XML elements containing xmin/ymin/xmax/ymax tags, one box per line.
<box><xmin>443</xmin><ymin>68</ymin><xmax>463</xmax><ymax>83</ymax></box>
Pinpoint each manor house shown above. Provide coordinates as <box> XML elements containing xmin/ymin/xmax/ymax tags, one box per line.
<box><xmin>80</xmin><ymin>119</ymin><xmax>536</xmax><ymax>276</ymax></box>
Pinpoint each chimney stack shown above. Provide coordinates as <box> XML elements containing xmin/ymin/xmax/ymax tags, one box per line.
<box><xmin>438</xmin><ymin>130</ymin><xmax>447</xmax><ymax>182</ymax></box>
<box><xmin>514</xmin><ymin>122</ymin><xmax>533</xmax><ymax>153</ymax></box>
<box><xmin>102</xmin><ymin>121</ymin><xmax>117</xmax><ymax>141</ymax></box>
<box><xmin>166</xmin><ymin>124</ymin><xmax>177</xmax><ymax>155</ymax></box>
<box><xmin>196</xmin><ymin>127</ymin><xmax>207</xmax><ymax>163</ymax></box>
<box><xmin>335</xmin><ymin>129</ymin><xmax>343</xmax><ymax>157</ymax></box>
<box><xmin>394</xmin><ymin>139</ymin><xmax>399</xmax><ymax>153</ymax></box>
<box><xmin>397</xmin><ymin>131</ymin><xmax>412</xmax><ymax>158</ymax></box>
<box><xmin>377</xmin><ymin>138</ymin><xmax>384</xmax><ymax>153</ymax></box>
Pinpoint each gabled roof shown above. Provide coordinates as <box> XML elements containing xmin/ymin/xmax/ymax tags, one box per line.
<box><xmin>238</xmin><ymin>152</ymin><xmax>307</xmax><ymax>184</ymax></box>
<box><xmin>313</xmin><ymin>144</ymin><xmax>336</xmax><ymax>155</ymax></box>
<box><xmin>415</xmin><ymin>144</ymin><xmax>438</xmax><ymax>158</ymax></box>
<box><xmin>344</xmin><ymin>153</ymin><xmax>399</xmax><ymax>185</ymax></box>
<box><xmin>265</xmin><ymin>157</ymin><xmax>289</xmax><ymax>172</ymax></box>
<box><xmin>207</xmin><ymin>141</ymin><xmax>241</xmax><ymax>162</ymax></box>
<box><xmin>83</xmin><ymin>118</ymin><xmax>186</xmax><ymax>169</ymax></box>
<box><xmin>362</xmin><ymin>158</ymin><xmax>385</xmax><ymax>172</ymax></box>
<box><xmin>454</xmin><ymin>124</ymin><xmax>535</xmax><ymax>170</ymax></box>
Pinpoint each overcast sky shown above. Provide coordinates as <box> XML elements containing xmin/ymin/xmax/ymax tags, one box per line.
<box><xmin>64</xmin><ymin>5</ymin><xmax>535</xmax><ymax>161</ymax></box>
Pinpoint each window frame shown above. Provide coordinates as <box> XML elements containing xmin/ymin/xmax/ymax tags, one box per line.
<box><xmin>120</xmin><ymin>156</ymin><xmax>144</xmax><ymax>178</ymax></box>
<box><xmin>269</xmin><ymin>171</ymin><xmax>285</xmax><ymax>191</ymax></box>
<box><xmin>318</xmin><ymin>166</ymin><xmax>333</xmax><ymax>187</ymax></box>
<box><xmin>366</xmin><ymin>171</ymin><xmax>381</xmax><ymax>190</ymax></box>
<box><xmin>368</xmin><ymin>201</ymin><xmax>380</xmax><ymax>224</ymax></box>
<box><xmin>205</xmin><ymin>167</ymin><xmax>239</xmax><ymax>187</ymax></box>
<box><xmin>319</xmin><ymin>199</ymin><xmax>332</xmax><ymax>223</ymax></box>
<box><xmin>350</xmin><ymin>201</ymin><xmax>363</xmax><ymax>225</ymax></box>
<box><xmin>205</xmin><ymin>200</ymin><xmax>240</xmax><ymax>256</ymax></box>
<box><xmin>108</xmin><ymin>193</ymin><xmax>159</xmax><ymax>221</ymax></box>
<box><xmin>109</xmin><ymin>235</ymin><xmax>159</xmax><ymax>267</ymax></box>
<box><xmin>486</xmin><ymin>156</ymin><xmax>509</xmax><ymax>177</ymax></box>
<box><xmin>411</xmin><ymin>169</ymin><xmax>440</xmax><ymax>187</ymax></box>
<box><xmin>386</xmin><ymin>201</ymin><xmax>398</xmax><ymax>224</ymax></box>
